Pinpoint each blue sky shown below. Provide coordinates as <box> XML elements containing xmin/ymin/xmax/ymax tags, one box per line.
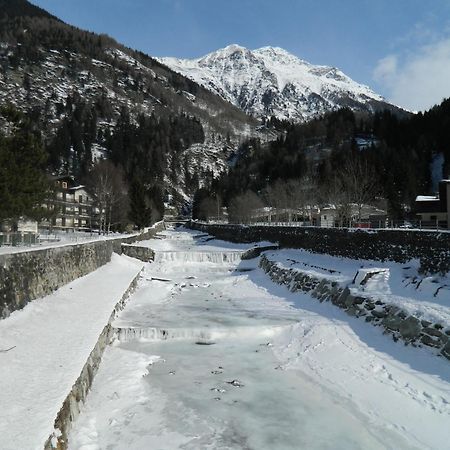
<box><xmin>31</xmin><ymin>0</ymin><xmax>450</xmax><ymax>111</ymax></box>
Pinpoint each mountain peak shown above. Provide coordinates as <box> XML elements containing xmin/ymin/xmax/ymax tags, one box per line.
<box><xmin>221</xmin><ymin>44</ymin><xmax>248</xmax><ymax>54</ymax></box>
<box><xmin>254</xmin><ymin>46</ymin><xmax>297</xmax><ymax>58</ymax></box>
<box><xmin>199</xmin><ymin>44</ymin><xmax>252</xmax><ymax>64</ymax></box>
<box><xmin>159</xmin><ymin>45</ymin><xmax>392</xmax><ymax>122</ymax></box>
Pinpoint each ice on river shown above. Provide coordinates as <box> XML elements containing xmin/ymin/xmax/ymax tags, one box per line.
<box><xmin>69</xmin><ymin>229</ymin><xmax>450</xmax><ymax>450</ymax></box>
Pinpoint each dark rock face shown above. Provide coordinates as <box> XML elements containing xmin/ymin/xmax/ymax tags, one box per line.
<box><xmin>189</xmin><ymin>222</ymin><xmax>450</xmax><ymax>275</ymax></box>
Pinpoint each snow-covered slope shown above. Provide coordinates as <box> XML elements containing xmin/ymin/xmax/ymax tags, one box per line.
<box><xmin>160</xmin><ymin>45</ymin><xmax>397</xmax><ymax>122</ymax></box>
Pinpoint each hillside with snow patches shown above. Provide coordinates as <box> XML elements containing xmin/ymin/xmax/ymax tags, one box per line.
<box><xmin>0</xmin><ymin>2</ymin><xmax>270</xmax><ymax>203</ymax></box>
<box><xmin>160</xmin><ymin>44</ymin><xmax>402</xmax><ymax>122</ymax></box>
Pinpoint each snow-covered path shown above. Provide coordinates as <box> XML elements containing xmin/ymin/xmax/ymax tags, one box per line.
<box><xmin>69</xmin><ymin>229</ymin><xmax>450</xmax><ymax>450</ymax></box>
<box><xmin>0</xmin><ymin>254</ymin><xmax>144</xmax><ymax>450</ymax></box>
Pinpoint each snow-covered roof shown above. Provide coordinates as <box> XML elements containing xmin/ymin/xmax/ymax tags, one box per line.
<box><xmin>415</xmin><ymin>195</ymin><xmax>439</xmax><ymax>202</ymax></box>
<box><xmin>69</xmin><ymin>185</ymin><xmax>86</xmax><ymax>191</ymax></box>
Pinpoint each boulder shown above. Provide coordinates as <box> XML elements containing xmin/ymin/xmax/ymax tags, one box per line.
<box><xmin>422</xmin><ymin>327</ymin><xmax>443</xmax><ymax>338</ymax></box>
<box><xmin>398</xmin><ymin>317</ymin><xmax>421</xmax><ymax>340</ymax></box>
<box><xmin>421</xmin><ymin>335</ymin><xmax>442</xmax><ymax>348</ymax></box>
<box><xmin>382</xmin><ymin>314</ymin><xmax>403</xmax><ymax>332</ymax></box>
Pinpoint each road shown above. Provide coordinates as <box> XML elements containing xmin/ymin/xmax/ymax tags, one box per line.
<box><xmin>69</xmin><ymin>228</ymin><xmax>450</xmax><ymax>450</ymax></box>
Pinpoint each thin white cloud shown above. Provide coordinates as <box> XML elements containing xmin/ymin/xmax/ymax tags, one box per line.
<box><xmin>374</xmin><ymin>38</ymin><xmax>450</xmax><ymax>112</ymax></box>
<box><xmin>373</xmin><ymin>55</ymin><xmax>397</xmax><ymax>82</ymax></box>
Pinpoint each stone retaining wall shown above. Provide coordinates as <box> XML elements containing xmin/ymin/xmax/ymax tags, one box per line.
<box><xmin>121</xmin><ymin>243</ymin><xmax>155</xmax><ymax>262</ymax></box>
<box><xmin>44</xmin><ymin>269</ymin><xmax>143</xmax><ymax>449</ymax></box>
<box><xmin>259</xmin><ymin>254</ymin><xmax>450</xmax><ymax>361</ymax></box>
<box><xmin>0</xmin><ymin>222</ymin><xmax>164</xmax><ymax>319</ymax></box>
<box><xmin>189</xmin><ymin>222</ymin><xmax>450</xmax><ymax>275</ymax></box>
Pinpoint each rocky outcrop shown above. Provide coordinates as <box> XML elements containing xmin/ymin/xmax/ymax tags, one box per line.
<box><xmin>189</xmin><ymin>222</ymin><xmax>450</xmax><ymax>275</ymax></box>
<box><xmin>259</xmin><ymin>254</ymin><xmax>450</xmax><ymax>361</ymax></box>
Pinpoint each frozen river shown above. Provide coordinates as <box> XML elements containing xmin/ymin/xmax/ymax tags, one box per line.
<box><xmin>69</xmin><ymin>229</ymin><xmax>450</xmax><ymax>450</ymax></box>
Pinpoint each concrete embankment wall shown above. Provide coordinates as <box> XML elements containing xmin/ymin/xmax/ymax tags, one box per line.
<box><xmin>259</xmin><ymin>254</ymin><xmax>450</xmax><ymax>361</ymax></box>
<box><xmin>189</xmin><ymin>222</ymin><xmax>450</xmax><ymax>275</ymax></box>
<box><xmin>0</xmin><ymin>222</ymin><xmax>164</xmax><ymax>319</ymax></box>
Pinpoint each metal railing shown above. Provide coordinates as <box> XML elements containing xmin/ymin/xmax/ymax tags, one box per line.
<box><xmin>199</xmin><ymin>219</ymin><xmax>449</xmax><ymax>232</ymax></box>
<box><xmin>0</xmin><ymin>232</ymin><xmax>39</xmax><ymax>247</ymax></box>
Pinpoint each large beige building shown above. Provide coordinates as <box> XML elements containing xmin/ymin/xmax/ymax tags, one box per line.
<box><xmin>41</xmin><ymin>176</ymin><xmax>95</xmax><ymax>231</ymax></box>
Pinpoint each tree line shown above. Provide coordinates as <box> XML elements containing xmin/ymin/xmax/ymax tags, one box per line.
<box><xmin>0</xmin><ymin>98</ymin><xmax>205</xmax><ymax>231</ymax></box>
<box><xmin>195</xmin><ymin>99</ymin><xmax>450</xmax><ymax>222</ymax></box>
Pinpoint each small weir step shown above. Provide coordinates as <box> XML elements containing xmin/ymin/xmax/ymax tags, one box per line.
<box><xmin>114</xmin><ymin>324</ymin><xmax>290</xmax><ymax>342</ymax></box>
<box><xmin>155</xmin><ymin>251</ymin><xmax>243</xmax><ymax>264</ymax></box>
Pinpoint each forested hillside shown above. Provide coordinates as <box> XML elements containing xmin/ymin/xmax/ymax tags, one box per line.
<box><xmin>204</xmin><ymin>99</ymin><xmax>450</xmax><ymax>219</ymax></box>
<box><xmin>0</xmin><ymin>0</ymin><xmax>260</xmax><ymax>225</ymax></box>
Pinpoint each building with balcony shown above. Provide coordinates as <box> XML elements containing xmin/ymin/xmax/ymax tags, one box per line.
<box><xmin>41</xmin><ymin>176</ymin><xmax>95</xmax><ymax>232</ymax></box>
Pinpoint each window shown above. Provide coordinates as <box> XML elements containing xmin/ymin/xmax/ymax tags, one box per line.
<box><xmin>79</xmin><ymin>195</ymin><xmax>83</xmax><ymax>203</ymax></box>
<box><xmin>62</xmin><ymin>182</ymin><xmax>68</xmax><ymax>189</ymax></box>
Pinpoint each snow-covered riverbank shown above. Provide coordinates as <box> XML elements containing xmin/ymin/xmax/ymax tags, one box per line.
<box><xmin>69</xmin><ymin>228</ymin><xmax>450</xmax><ymax>449</ymax></box>
<box><xmin>0</xmin><ymin>254</ymin><xmax>144</xmax><ymax>450</ymax></box>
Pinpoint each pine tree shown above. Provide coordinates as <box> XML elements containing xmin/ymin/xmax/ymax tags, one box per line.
<box><xmin>0</xmin><ymin>107</ymin><xmax>49</xmax><ymax>223</ymax></box>
<box><xmin>129</xmin><ymin>179</ymin><xmax>152</xmax><ymax>228</ymax></box>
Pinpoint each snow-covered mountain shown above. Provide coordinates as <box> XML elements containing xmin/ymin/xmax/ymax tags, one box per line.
<box><xmin>160</xmin><ymin>45</ymin><xmax>399</xmax><ymax>122</ymax></box>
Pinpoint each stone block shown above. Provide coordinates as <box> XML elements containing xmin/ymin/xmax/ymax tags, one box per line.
<box><xmin>441</xmin><ymin>342</ymin><xmax>450</xmax><ymax>360</ymax></box>
<box><xmin>421</xmin><ymin>335</ymin><xmax>442</xmax><ymax>348</ymax></box>
<box><xmin>382</xmin><ymin>314</ymin><xmax>403</xmax><ymax>331</ymax></box>
<box><xmin>364</xmin><ymin>302</ymin><xmax>375</xmax><ymax>311</ymax></box>
<box><xmin>371</xmin><ymin>310</ymin><xmax>387</xmax><ymax>319</ymax></box>
<box><xmin>398</xmin><ymin>316</ymin><xmax>421</xmax><ymax>340</ymax></box>
<box><xmin>423</xmin><ymin>327</ymin><xmax>443</xmax><ymax>338</ymax></box>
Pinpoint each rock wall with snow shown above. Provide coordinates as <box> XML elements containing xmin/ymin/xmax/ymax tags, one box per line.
<box><xmin>188</xmin><ymin>222</ymin><xmax>450</xmax><ymax>275</ymax></box>
<box><xmin>0</xmin><ymin>224</ymin><xmax>164</xmax><ymax>319</ymax></box>
<box><xmin>259</xmin><ymin>254</ymin><xmax>450</xmax><ymax>361</ymax></box>
<box><xmin>44</xmin><ymin>269</ymin><xmax>141</xmax><ymax>450</ymax></box>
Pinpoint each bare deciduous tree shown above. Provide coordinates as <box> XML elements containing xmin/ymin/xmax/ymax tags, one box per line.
<box><xmin>228</xmin><ymin>191</ymin><xmax>264</xmax><ymax>224</ymax></box>
<box><xmin>263</xmin><ymin>175</ymin><xmax>318</xmax><ymax>223</ymax></box>
<box><xmin>338</xmin><ymin>157</ymin><xmax>378</xmax><ymax>222</ymax></box>
<box><xmin>87</xmin><ymin>160</ymin><xmax>129</xmax><ymax>233</ymax></box>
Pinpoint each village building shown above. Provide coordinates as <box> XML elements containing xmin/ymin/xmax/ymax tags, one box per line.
<box><xmin>415</xmin><ymin>179</ymin><xmax>450</xmax><ymax>229</ymax></box>
<box><xmin>318</xmin><ymin>204</ymin><xmax>387</xmax><ymax>228</ymax></box>
<box><xmin>40</xmin><ymin>175</ymin><xmax>95</xmax><ymax>232</ymax></box>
